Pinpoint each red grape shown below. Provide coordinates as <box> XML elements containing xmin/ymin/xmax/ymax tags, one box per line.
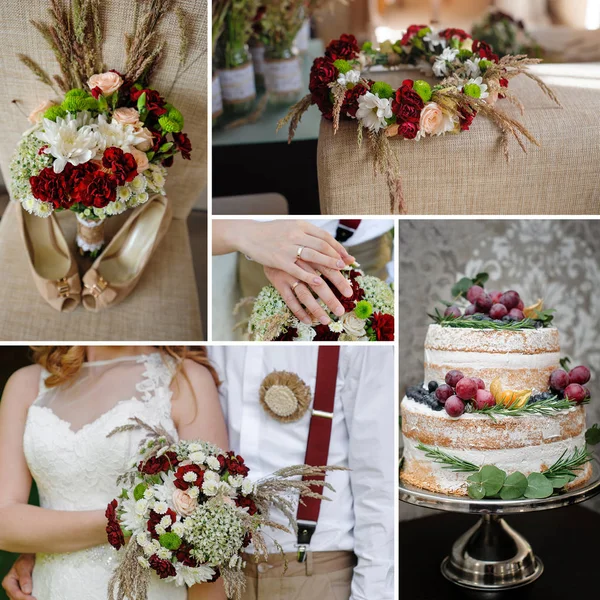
<box><xmin>444</xmin><ymin>305</ymin><xmax>462</xmax><ymax>318</ymax></box>
<box><xmin>445</xmin><ymin>370</ymin><xmax>464</xmax><ymax>388</ymax></box>
<box><xmin>564</xmin><ymin>383</ymin><xmax>586</xmax><ymax>404</ymax></box>
<box><xmin>517</xmin><ymin>299</ymin><xmax>524</xmax><ymax>310</ymax></box>
<box><xmin>508</xmin><ymin>308</ymin><xmax>525</xmax><ymax>321</ymax></box>
<box><xmin>475</xmin><ymin>293</ymin><xmax>493</xmax><ymax>313</ymax></box>
<box><xmin>456</xmin><ymin>377</ymin><xmax>478</xmax><ymax>400</ymax></box>
<box><xmin>499</xmin><ymin>290</ymin><xmax>520</xmax><ymax>310</ymax></box>
<box><xmin>584</xmin><ymin>387</ymin><xmax>591</xmax><ymax>399</ymax></box>
<box><xmin>473</xmin><ymin>389</ymin><xmax>495</xmax><ymax>410</ymax></box>
<box><xmin>472</xmin><ymin>377</ymin><xmax>486</xmax><ymax>390</ymax></box>
<box><xmin>445</xmin><ymin>395</ymin><xmax>466</xmax><ymax>418</ymax></box>
<box><xmin>489</xmin><ymin>303</ymin><xmax>508</xmax><ymax>319</ymax></box>
<box><xmin>435</xmin><ymin>384</ymin><xmax>454</xmax><ymax>403</ymax></box>
<box><xmin>464</xmin><ymin>304</ymin><xmax>477</xmax><ymax>316</ymax></box>
<box><xmin>550</xmin><ymin>369</ymin><xmax>570</xmax><ymax>392</ymax></box>
<box><xmin>489</xmin><ymin>290</ymin><xmax>502</xmax><ymax>303</ymax></box>
<box><xmin>568</xmin><ymin>365</ymin><xmax>591</xmax><ymax>385</ymax></box>
<box><xmin>466</xmin><ymin>285</ymin><xmax>484</xmax><ymax>304</ymax></box>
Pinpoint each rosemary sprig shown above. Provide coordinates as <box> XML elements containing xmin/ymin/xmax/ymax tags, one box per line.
<box><xmin>471</xmin><ymin>397</ymin><xmax>586</xmax><ymax>419</ymax></box>
<box><xmin>415</xmin><ymin>442</ymin><xmax>479</xmax><ymax>472</ymax></box>
<box><xmin>544</xmin><ymin>446</ymin><xmax>593</xmax><ymax>480</ymax></box>
<box><xmin>428</xmin><ymin>308</ymin><xmax>538</xmax><ymax>330</ymax></box>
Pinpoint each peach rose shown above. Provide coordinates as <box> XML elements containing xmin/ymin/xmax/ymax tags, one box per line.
<box><xmin>384</xmin><ymin>124</ymin><xmax>399</xmax><ymax>137</ymax></box>
<box><xmin>172</xmin><ymin>489</ymin><xmax>198</xmax><ymax>516</ymax></box>
<box><xmin>87</xmin><ymin>71</ymin><xmax>123</xmax><ymax>96</ymax></box>
<box><xmin>419</xmin><ymin>102</ymin><xmax>455</xmax><ymax>136</ymax></box>
<box><xmin>130</xmin><ymin>147</ymin><xmax>149</xmax><ymax>172</ymax></box>
<box><xmin>28</xmin><ymin>100</ymin><xmax>55</xmax><ymax>124</ymax></box>
<box><xmin>135</xmin><ymin>127</ymin><xmax>154</xmax><ymax>152</ymax></box>
<box><xmin>113</xmin><ymin>107</ymin><xmax>140</xmax><ymax>126</ymax></box>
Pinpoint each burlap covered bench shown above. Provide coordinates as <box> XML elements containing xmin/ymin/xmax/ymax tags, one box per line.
<box><xmin>317</xmin><ymin>64</ymin><xmax>600</xmax><ymax>214</ymax></box>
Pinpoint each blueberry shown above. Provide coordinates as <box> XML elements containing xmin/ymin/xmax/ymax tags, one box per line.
<box><xmin>481</xmin><ymin>316</ymin><xmax>492</xmax><ymax>322</ymax></box>
<box><xmin>428</xmin><ymin>381</ymin><xmax>439</xmax><ymax>392</ymax></box>
<box><xmin>431</xmin><ymin>401</ymin><xmax>444</xmax><ymax>411</ymax></box>
<box><xmin>502</xmin><ymin>315</ymin><xmax>512</xmax><ymax>322</ymax></box>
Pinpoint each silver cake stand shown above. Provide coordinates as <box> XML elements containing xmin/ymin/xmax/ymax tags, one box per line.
<box><xmin>399</xmin><ymin>458</ymin><xmax>600</xmax><ymax>591</ymax></box>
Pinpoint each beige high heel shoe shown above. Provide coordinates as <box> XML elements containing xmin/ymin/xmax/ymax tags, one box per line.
<box><xmin>17</xmin><ymin>205</ymin><xmax>81</xmax><ymax>312</ymax></box>
<box><xmin>81</xmin><ymin>195</ymin><xmax>172</xmax><ymax>312</ymax></box>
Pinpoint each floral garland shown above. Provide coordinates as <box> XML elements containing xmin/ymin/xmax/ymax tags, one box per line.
<box><xmin>247</xmin><ymin>266</ymin><xmax>395</xmax><ymax>341</ymax></box>
<box><xmin>279</xmin><ymin>26</ymin><xmax>560</xmax><ymax>213</ymax></box>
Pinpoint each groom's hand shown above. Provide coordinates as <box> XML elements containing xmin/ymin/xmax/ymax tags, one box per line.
<box><xmin>1</xmin><ymin>554</ymin><xmax>36</xmax><ymax>600</ymax></box>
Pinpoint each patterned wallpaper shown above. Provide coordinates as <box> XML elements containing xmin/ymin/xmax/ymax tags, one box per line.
<box><xmin>398</xmin><ymin>219</ymin><xmax>600</xmax><ymax>519</ymax></box>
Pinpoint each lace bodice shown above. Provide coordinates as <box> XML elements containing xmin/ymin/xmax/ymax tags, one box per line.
<box><xmin>22</xmin><ymin>353</ymin><xmax>186</xmax><ymax>600</ymax></box>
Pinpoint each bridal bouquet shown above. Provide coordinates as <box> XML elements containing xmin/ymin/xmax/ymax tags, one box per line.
<box><xmin>247</xmin><ymin>266</ymin><xmax>395</xmax><ymax>341</ymax></box>
<box><xmin>106</xmin><ymin>420</ymin><xmax>341</xmax><ymax>599</ymax></box>
<box><xmin>9</xmin><ymin>0</ymin><xmax>192</xmax><ymax>255</ymax></box>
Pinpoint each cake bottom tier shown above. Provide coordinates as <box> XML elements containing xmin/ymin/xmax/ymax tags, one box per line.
<box><xmin>401</xmin><ymin>434</ymin><xmax>593</xmax><ymax>496</ymax></box>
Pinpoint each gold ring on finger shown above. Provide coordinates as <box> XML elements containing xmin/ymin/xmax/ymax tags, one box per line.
<box><xmin>291</xmin><ymin>281</ymin><xmax>300</xmax><ymax>292</ymax></box>
<box><xmin>296</xmin><ymin>245</ymin><xmax>305</xmax><ymax>259</ymax></box>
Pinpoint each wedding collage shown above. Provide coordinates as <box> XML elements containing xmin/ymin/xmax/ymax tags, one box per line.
<box><xmin>0</xmin><ymin>1</ymin><xmax>599</xmax><ymax>600</ymax></box>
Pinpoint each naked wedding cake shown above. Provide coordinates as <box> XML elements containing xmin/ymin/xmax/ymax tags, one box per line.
<box><xmin>400</xmin><ymin>278</ymin><xmax>596</xmax><ymax>500</ymax></box>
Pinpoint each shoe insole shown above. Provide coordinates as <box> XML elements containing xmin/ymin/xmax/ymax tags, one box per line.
<box><xmin>23</xmin><ymin>211</ymin><xmax>71</xmax><ymax>280</ymax></box>
<box><xmin>99</xmin><ymin>203</ymin><xmax>166</xmax><ymax>284</ymax></box>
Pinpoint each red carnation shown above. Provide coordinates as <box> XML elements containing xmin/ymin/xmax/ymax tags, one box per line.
<box><xmin>331</xmin><ymin>277</ymin><xmax>365</xmax><ymax>312</ymax></box>
<box><xmin>458</xmin><ymin>107</ymin><xmax>476</xmax><ymax>131</ymax></box>
<box><xmin>275</xmin><ymin>326</ymin><xmax>298</xmax><ymax>341</ymax></box>
<box><xmin>64</xmin><ymin>162</ymin><xmax>99</xmax><ymax>190</ymax></box>
<box><xmin>130</xmin><ymin>88</ymin><xmax>167</xmax><ymax>116</ymax></box>
<box><xmin>309</xmin><ymin>57</ymin><xmax>337</xmax><ymax>94</ymax></box>
<box><xmin>149</xmin><ymin>554</ymin><xmax>177</xmax><ymax>579</ymax></box>
<box><xmin>399</xmin><ymin>121</ymin><xmax>419</xmax><ymax>139</ymax></box>
<box><xmin>311</xmin><ymin>87</ymin><xmax>334</xmax><ymax>120</ymax></box>
<box><xmin>439</xmin><ymin>28</ymin><xmax>470</xmax><ymax>41</ymax></box>
<box><xmin>72</xmin><ymin>170</ymin><xmax>117</xmax><ymax>208</ymax></box>
<box><xmin>151</xmin><ymin>131</ymin><xmax>168</xmax><ymax>153</ymax></box>
<box><xmin>342</xmin><ymin>82</ymin><xmax>370</xmax><ymax>118</ymax></box>
<box><xmin>30</xmin><ymin>167</ymin><xmax>70</xmax><ymax>209</ymax></box>
<box><xmin>105</xmin><ymin>499</ymin><xmax>125</xmax><ymax>550</ymax></box>
<box><xmin>176</xmin><ymin>543</ymin><xmax>199</xmax><ymax>567</ymax></box>
<box><xmin>90</xmin><ymin>86</ymin><xmax>103</xmax><ymax>99</ymax></box>
<box><xmin>172</xmin><ymin>132</ymin><xmax>192</xmax><ymax>160</ymax></box>
<box><xmin>472</xmin><ymin>40</ymin><xmax>499</xmax><ymax>62</ymax></box>
<box><xmin>223</xmin><ymin>452</ymin><xmax>250</xmax><ymax>477</ymax></box>
<box><xmin>235</xmin><ymin>495</ymin><xmax>258</xmax><ymax>516</ymax></box>
<box><xmin>139</xmin><ymin>451</ymin><xmax>179</xmax><ymax>475</ymax></box>
<box><xmin>371</xmin><ymin>312</ymin><xmax>394</xmax><ymax>341</ymax></box>
<box><xmin>400</xmin><ymin>24</ymin><xmax>428</xmax><ymax>46</ymax></box>
<box><xmin>313</xmin><ymin>324</ymin><xmax>340</xmax><ymax>342</ymax></box>
<box><xmin>147</xmin><ymin>508</ymin><xmax>177</xmax><ymax>539</ymax></box>
<box><xmin>174</xmin><ymin>464</ymin><xmax>205</xmax><ymax>491</ymax></box>
<box><xmin>38</xmin><ymin>145</ymin><xmax>48</xmax><ymax>156</ymax></box>
<box><xmin>102</xmin><ymin>147</ymin><xmax>138</xmax><ymax>185</ymax></box>
<box><xmin>324</xmin><ymin>34</ymin><xmax>359</xmax><ymax>61</ymax></box>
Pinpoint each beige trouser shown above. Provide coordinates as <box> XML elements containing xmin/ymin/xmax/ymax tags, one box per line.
<box><xmin>238</xmin><ymin>232</ymin><xmax>393</xmax><ymax>299</ymax></box>
<box><xmin>242</xmin><ymin>551</ymin><xmax>356</xmax><ymax>600</ymax></box>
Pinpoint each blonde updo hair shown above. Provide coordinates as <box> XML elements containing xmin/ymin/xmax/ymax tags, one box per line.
<box><xmin>30</xmin><ymin>346</ymin><xmax>220</xmax><ymax>389</ymax></box>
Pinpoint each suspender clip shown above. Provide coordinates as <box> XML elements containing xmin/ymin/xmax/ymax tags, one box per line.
<box><xmin>296</xmin><ymin>520</ymin><xmax>317</xmax><ymax>562</ymax></box>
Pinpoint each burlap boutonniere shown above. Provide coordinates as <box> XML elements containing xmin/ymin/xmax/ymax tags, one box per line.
<box><xmin>259</xmin><ymin>371</ymin><xmax>312</xmax><ymax>422</ymax></box>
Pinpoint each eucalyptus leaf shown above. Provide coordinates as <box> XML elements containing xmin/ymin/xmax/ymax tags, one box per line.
<box><xmin>473</xmin><ymin>272</ymin><xmax>489</xmax><ymax>287</ymax></box>
<box><xmin>467</xmin><ymin>472</ymin><xmax>486</xmax><ymax>499</ymax></box>
<box><xmin>586</xmin><ymin>424</ymin><xmax>600</xmax><ymax>446</ymax></box>
<box><xmin>479</xmin><ymin>465</ymin><xmax>506</xmax><ymax>496</ymax></box>
<box><xmin>524</xmin><ymin>472</ymin><xmax>554</xmax><ymax>499</ymax></box>
<box><xmin>451</xmin><ymin>277</ymin><xmax>473</xmax><ymax>299</ymax></box>
<box><xmin>499</xmin><ymin>471</ymin><xmax>527</xmax><ymax>500</ymax></box>
<box><xmin>545</xmin><ymin>474</ymin><xmax>571</xmax><ymax>490</ymax></box>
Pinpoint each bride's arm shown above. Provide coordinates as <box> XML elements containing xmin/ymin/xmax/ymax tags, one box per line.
<box><xmin>170</xmin><ymin>359</ymin><xmax>228</xmax><ymax>600</ymax></box>
<box><xmin>0</xmin><ymin>366</ymin><xmax>106</xmax><ymax>554</ymax></box>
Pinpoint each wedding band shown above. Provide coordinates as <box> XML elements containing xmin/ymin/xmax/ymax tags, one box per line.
<box><xmin>291</xmin><ymin>281</ymin><xmax>300</xmax><ymax>291</ymax></box>
<box><xmin>314</xmin><ymin>270</ymin><xmax>322</xmax><ymax>277</ymax></box>
<box><xmin>296</xmin><ymin>245</ymin><xmax>305</xmax><ymax>259</ymax></box>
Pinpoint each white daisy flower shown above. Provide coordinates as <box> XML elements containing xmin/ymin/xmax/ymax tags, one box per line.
<box><xmin>356</xmin><ymin>92</ymin><xmax>393</xmax><ymax>133</ymax></box>
<box><xmin>156</xmin><ymin>547</ymin><xmax>172</xmax><ymax>560</ymax></box>
<box><xmin>464</xmin><ymin>57</ymin><xmax>482</xmax><ymax>78</ymax></box>
<box><xmin>137</xmin><ymin>556</ymin><xmax>150</xmax><ymax>569</ymax></box>
<box><xmin>183</xmin><ymin>471</ymin><xmax>198</xmax><ymax>483</ymax></box>
<box><xmin>336</xmin><ymin>69</ymin><xmax>360</xmax><ymax>87</ymax></box>
<box><xmin>241</xmin><ymin>479</ymin><xmax>255</xmax><ymax>496</ymax></box>
<box><xmin>432</xmin><ymin>47</ymin><xmax>459</xmax><ymax>77</ymax></box>
<box><xmin>135</xmin><ymin>499</ymin><xmax>149</xmax><ymax>516</ymax></box>
<box><xmin>206</xmin><ymin>456</ymin><xmax>221</xmax><ymax>471</ymax></box>
<box><xmin>463</xmin><ymin>76</ymin><xmax>489</xmax><ymax>99</ymax></box>
<box><xmin>329</xmin><ymin>321</ymin><xmax>344</xmax><ymax>333</ymax></box>
<box><xmin>117</xmin><ymin>185</ymin><xmax>131</xmax><ymax>201</ymax></box>
<box><xmin>172</xmin><ymin>522</ymin><xmax>185</xmax><ymax>537</ymax></box>
<box><xmin>423</xmin><ymin>30</ymin><xmax>447</xmax><ymax>51</ymax></box>
<box><xmin>153</xmin><ymin>501</ymin><xmax>168</xmax><ymax>515</ymax></box>
<box><xmin>189</xmin><ymin>450</ymin><xmax>206</xmax><ymax>464</ymax></box>
<box><xmin>129</xmin><ymin>174</ymin><xmax>147</xmax><ymax>194</ymax></box>
<box><xmin>187</xmin><ymin>486</ymin><xmax>200</xmax><ymax>499</ymax></box>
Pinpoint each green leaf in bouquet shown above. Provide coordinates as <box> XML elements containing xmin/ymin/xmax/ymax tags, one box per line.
<box><xmin>466</xmin><ymin>472</ymin><xmax>486</xmax><ymax>499</ymax></box>
<box><xmin>133</xmin><ymin>483</ymin><xmax>147</xmax><ymax>501</ymax></box>
<box><xmin>146</xmin><ymin>151</ymin><xmax>155</xmax><ymax>161</ymax></box>
<box><xmin>159</xmin><ymin>142</ymin><xmax>174</xmax><ymax>154</ymax></box>
<box><xmin>97</xmin><ymin>95</ymin><xmax>109</xmax><ymax>113</ymax></box>
<box><xmin>524</xmin><ymin>472</ymin><xmax>554</xmax><ymax>499</ymax></box>
<box><xmin>479</xmin><ymin>465</ymin><xmax>506</xmax><ymax>496</ymax></box>
<box><xmin>499</xmin><ymin>471</ymin><xmax>527</xmax><ymax>499</ymax></box>
<box><xmin>137</xmin><ymin>91</ymin><xmax>147</xmax><ymax>112</ymax></box>
<box><xmin>585</xmin><ymin>424</ymin><xmax>600</xmax><ymax>446</ymax></box>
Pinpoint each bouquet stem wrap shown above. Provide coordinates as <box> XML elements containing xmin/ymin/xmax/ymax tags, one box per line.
<box><xmin>76</xmin><ymin>214</ymin><xmax>106</xmax><ymax>256</ymax></box>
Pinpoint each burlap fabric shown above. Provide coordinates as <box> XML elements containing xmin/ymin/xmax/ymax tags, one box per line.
<box><xmin>238</xmin><ymin>232</ymin><xmax>393</xmax><ymax>298</ymax></box>
<box><xmin>317</xmin><ymin>66</ymin><xmax>600</xmax><ymax>214</ymax></box>
<box><xmin>0</xmin><ymin>0</ymin><xmax>206</xmax><ymax>340</ymax></box>
<box><xmin>242</xmin><ymin>551</ymin><xmax>356</xmax><ymax>600</ymax></box>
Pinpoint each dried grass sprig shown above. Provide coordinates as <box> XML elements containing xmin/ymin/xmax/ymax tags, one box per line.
<box><xmin>107</xmin><ymin>542</ymin><xmax>148</xmax><ymax>600</ymax></box>
<box><xmin>17</xmin><ymin>55</ymin><xmax>56</xmax><ymax>92</ymax></box>
<box><xmin>329</xmin><ymin>83</ymin><xmax>347</xmax><ymax>135</ymax></box>
<box><xmin>277</xmin><ymin>93</ymin><xmax>312</xmax><ymax>143</ymax></box>
<box><xmin>369</xmin><ymin>130</ymin><xmax>404</xmax><ymax>214</ymax></box>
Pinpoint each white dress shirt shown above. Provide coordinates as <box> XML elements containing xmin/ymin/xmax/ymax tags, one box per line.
<box><xmin>208</xmin><ymin>346</ymin><xmax>394</xmax><ymax>600</ymax></box>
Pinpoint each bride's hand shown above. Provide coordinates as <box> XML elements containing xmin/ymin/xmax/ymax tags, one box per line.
<box><xmin>2</xmin><ymin>554</ymin><xmax>36</xmax><ymax>600</ymax></box>
<box><xmin>264</xmin><ymin>261</ymin><xmax>353</xmax><ymax>325</ymax></box>
<box><xmin>214</xmin><ymin>220</ymin><xmax>355</xmax><ymax>288</ymax></box>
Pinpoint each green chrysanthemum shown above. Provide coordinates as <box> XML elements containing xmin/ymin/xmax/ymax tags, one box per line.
<box><xmin>355</xmin><ymin>300</ymin><xmax>373</xmax><ymax>319</ymax></box>
<box><xmin>333</xmin><ymin>59</ymin><xmax>351</xmax><ymax>74</ymax></box>
<box><xmin>371</xmin><ymin>81</ymin><xmax>393</xmax><ymax>99</ymax></box>
<box><xmin>413</xmin><ymin>80</ymin><xmax>432</xmax><ymax>103</ymax></box>
<box><xmin>65</xmin><ymin>88</ymin><xmax>89</xmax><ymax>99</ymax></box>
<box><xmin>463</xmin><ymin>83</ymin><xmax>481</xmax><ymax>98</ymax></box>
<box><xmin>62</xmin><ymin>96</ymin><xmax>98</xmax><ymax>113</ymax></box>
<box><xmin>158</xmin><ymin>115</ymin><xmax>182</xmax><ymax>133</ymax></box>
<box><xmin>479</xmin><ymin>59</ymin><xmax>492</xmax><ymax>71</ymax></box>
<box><xmin>458</xmin><ymin>49</ymin><xmax>473</xmax><ymax>61</ymax></box>
<box><xmin>417</xmin><ymin>27</ymin><xmax>431</xmax><ymax>38</ymax></box>
<box><xmin>43</xmin><ymin>105</ymin><xmax>67</xmax><ymax>121</ymax></box>
<box><xmin>362</xmin><ymin>41</ymin><xmax>373</xmax><ymax>51</ymax></box>
<box><xmin>159</xmin><ymin>532</ymin><xmax>182</xmax><ymax>550</ymax></box>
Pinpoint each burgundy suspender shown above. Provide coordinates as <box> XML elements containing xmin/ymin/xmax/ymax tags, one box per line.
<box><xmin>296</xmin><ymin>346</ymin><xmax>340</xmax><ymax>562</ymax></box>
<box><xmin>335</xmin><ymin>219</ymin><xmax>362</xmax><ymax>242</ymax></box>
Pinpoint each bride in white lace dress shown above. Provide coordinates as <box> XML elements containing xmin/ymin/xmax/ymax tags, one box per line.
<box><xmin>0</xmin><ymin>346</ymin><xmax>228</xmax><ymax>600</ymax></box>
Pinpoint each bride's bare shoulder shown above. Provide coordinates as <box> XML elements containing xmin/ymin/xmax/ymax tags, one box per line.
<box><xmin>177</xmin><ymin>359</ymin><xmax>219</xmax><ymax>394</ymax></box>
<box><xmin>2</xmin><ymin>364</ymin><xmax>43</xmax><ymax>409</ymax></box>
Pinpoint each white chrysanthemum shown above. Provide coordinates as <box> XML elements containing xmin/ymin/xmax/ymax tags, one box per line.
<box><xmin>93</xmin><ymin>113</ymin><xmax>145</xmax><ymax>155</ymax></box>
<box><xmin>135</xmin><ymin>499</ymin><xmax>149</xmax><ymax>516</ymax></box>
<box><xmin>160</xmin><ymin>515</ymin><xmax>173</xmax><ymax>529</ymax></box>
<box><xmin>464</xmin><ymin>57</ymin><xmax>482</xmax><ymax>78</ymax></box>
<box><xmin>22</xmin><ymin>196</ymin><xmax>54</xmax><ymax>218</ymax></box>
<box><xmin>204</xmin><ymin>471</ymin><xmax>220</xmax><ymax>484</ymax></box>
<box><xmin>188</xmin><ymin>443</ymin><xmax>203</xmax><ymax>453</ymax></box>
<box><xmin>293</xmin><ymin>321</ymin><xmax>317</xmax><ymax>342</ymax></box>
<box><xmin>92</xmin><ymin>207</ymin><xmax>107</xmax><ymax>219</ymax></box>
<box><xmin>153</xmin><ymin>501</ymin><xmax>169</xmax><ymax>515</ymax></box>
<box><xmin>117</xmin><ymin>185</ymin><xmax>132</xmax><ymax>201</ymax></box>
<box><xmin>172</xmin><ymin>522</ymin><xmax>185</xmax><ymax>537</ymax></box>
<box><xmin>463</xmin><ymin>76</ymin><xmax>489</xmax><ymax>99</ymax></box>
<box><xmin>423</xmin><ymin>30</ymin><xmax>447</xmax><ymax>51</ymax></box>
<box><xmin>188</xmin><ymin>486</ymin><xmax>200</xmax><ymax>499</ymax></box>
<box><xmin>202</xmin><ymin>479</ymin><xmax>219</xmax><ymax>497</ymax></box>
<box><xmin>105</xmin><ymin>199</ymin><xmax>127</xmax><ymax>216</ymax></box>
<box><xmin>337</xmin><ymin>69</ymin><xmax>360</xmax><ymax>87</ymax></box>
<box><xmin>329</xmin><ymin>321</ymin><xmax>344</xmax><ymax>333</ymax></box>
<box><xmin>149</xmin><ymin>166</ymin><xmax>166</xmax><ymax>188</ymax></box>
<box><xmin>432</xmin><ymin>47</ymin><xmax>459</xmax><ymax>77</ymax></box>
<box><xmin>356</xmin><ymin>92</ymin><xmax>393</xmax><ymax>132</ymax></box>
<box><xmin>206</xmin><ymin>456</ymin><xmax>221</xmax><ymax>471</ymax></box>
<box><xmin>143</xmin><ymin>488</ymin><xmax>155</xmax><ymax>500</ymax></box>
<box><xmin>228</xmin><ymin>475</ymin><xmax>244</xmax><ymax>489</ymax></box>
<box><xmin>136</xmin><ymin>532</ymin><xmax>151</xmax><ymax>548</ymax></box>
<box><xmin>155</xmin><ymin>524</ymin><xmax>167</xmax><ymax>536</ymax></box>
<box><xmin>156</xmin><ymin>546</ymin><xmax>172</xmax><ymax>560</ymax></box>
<box><xmin>137</xmin><ymin>556</ymin><xmax>150</xmax><ymax>569</ymax></box>
<box><xmin>36</xmin><ymin>112</ymin><xmax>99</xmax><ymax>173</ymax></box>
<box><xmin>129</xmin><ymin>174</ymin><xmax>147</xmax><ymax>194</ymax></box>
<box><xmin>241</xmin><ymin>479</ymin><xmax>255</xmax><ymax>496</ymax></box>
<box><xmin>183</xmin><ymin>471</ymin><xmax>198</xmax><ymax>483</ymax></box>
<box><xmin>119</xmin><ymin>497</ymin><xmax>147</xmax><ymax>534</ymax></box>
<box><xmin>173</xmin><ymin>565</ymin><xmax>216</xmax><ymax>587</ymax></box>
<box><xmin>189</xmin><ymin>451</ymin><xmax>207</xmax><ymax>464</ymax></box>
